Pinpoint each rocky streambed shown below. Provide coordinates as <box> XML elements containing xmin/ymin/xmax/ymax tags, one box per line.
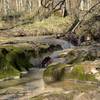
<box><xmin>0</xmin><ymin>36</ymin><xmax>100</xmax><ymax>100</ymax></box>
<box><xmin>0</xmin><ymin>68</ymin><xmax>46</xmax><ymax>100</ymax></box>
<box><xmin>0</xmin><ymin>36</ymin><xmax>74</xmax><ymax>99</ymax></box>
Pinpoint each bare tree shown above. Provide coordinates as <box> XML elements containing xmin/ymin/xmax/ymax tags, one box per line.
<box><xmin>41</xmin><ymin>0</ymin><xmax>67</xmax><ymax>16</ymax></box>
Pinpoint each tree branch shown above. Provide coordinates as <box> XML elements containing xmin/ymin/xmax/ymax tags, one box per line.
<box><xmin>41</xmin><ymin>0</ymin><xmax>65</xmax><ymax>13</ymax></box>
<box><xmin>71</xmin><ymin>1</ymin><xmax>100</xmax><ymax>32</ymax></box>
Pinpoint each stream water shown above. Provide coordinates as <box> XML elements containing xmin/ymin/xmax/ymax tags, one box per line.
<box><xmin>0</xmin><ymin>37</ymin><xmax>73</xmax><ymax>100</ymax></box>
<box><xmin>0</xmin><ymin>68</ymin><xmax>45</xmax><ymax>100</ymax></box>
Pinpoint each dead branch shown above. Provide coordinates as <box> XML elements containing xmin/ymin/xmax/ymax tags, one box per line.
<box><xmin>71</xmin><ymin>1</ymin><xmax>100</xmax><ymax>32</ymax></box>
<box><xmin>41</xmin><ymin>0</ymin><xmax>65</xmax><ymax>13</ymax></box>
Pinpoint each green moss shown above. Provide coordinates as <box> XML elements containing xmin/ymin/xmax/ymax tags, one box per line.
<box><xmin>44</xmin><ymin>63</ymin><xmax>66</xmax><ymax>76</ymax></box>
<box><xmin>0</xmin><ymin>46</ymin><xmax>34</xmax><ymax>79</ymax></box>
<box><xmin>71</xmin><ymin>65</ymin><xmax>86</xmax><ymax>80</ymax></box>
<box><xmin>7</xmin><ymin>50</ymin><xmax>31</xmax><ymax>71</ymax></box>
<box><xmin>0</xmin><ymin>64</ymin><xmax>20</xmax><ymax>79</ymax></box>
<box><xmin>43</xmin><ymin>63</ymin><xmax>70</xmax><ymax>82</ymax></box>
<box><xmin>85</xmin><ymin>73</ymin><xmax>96</xmax><ymax>81</ymax></box>
<box><xmin>65</xmin><ymin>64</ymin><xmax>96</xmax><ymax>81</ymax></box>
<box><xmin>44</xmin><ymin>62</ymin><xmax>96</xmax><ymax>83</ymax></box>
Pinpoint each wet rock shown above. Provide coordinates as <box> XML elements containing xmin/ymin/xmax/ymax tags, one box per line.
<box><xmin>43</xmin><ymin>63</ymin><xmax>71</xmax><ymax>83</ymax></box>
<box><xmin>43</xmin><ymin>44</ymin><xmax>100</xmax><ymax>83</ymax></box>
<box><xmin>43</xmin><ymin>60</ymin><xmax>100</xmax><ymax>84</ymax></box>
<box><xmin>64</xmin><ymin>44</ymin><xmax>100</xmax><ymax>64</ymax></box>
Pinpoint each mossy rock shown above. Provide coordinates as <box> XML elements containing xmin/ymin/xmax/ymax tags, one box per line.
<box><xmin>0</xmin><ymin>64</ymin><xmax>20</xmax><ymax>79</ymax></box>
<box><xmin>66</xmin><ymin>64</ymin><xmax>96</xmax><ymax>81</ymax></box>
<box><xmin>0</xmin><ymin>46</ymin><xmax>33</xmax><ymax>79</ymax></box>
<box><xmin>43</xmin><ymin>63</ymin><xmax>71</xmax><ymax>83</ymax></box>
<box><xmin>6</xmin><ymin>49</ymin><xmax>32</xmax><ymax>71</ymax></box>
<box><xmin>0</xmin><ymin>44</ymin><xmax>62</xmax><ymax>79</ymax></box>
<box><xmin>43</xmin><ymin>62</ymin><xmax>96</xmax><ymax>84</ymax></box>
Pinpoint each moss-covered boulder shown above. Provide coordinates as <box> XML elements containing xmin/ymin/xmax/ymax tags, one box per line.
<box><xmin>0</xmin><ymin>46</ymin><xmax>33</xmax><ymax>79</ymax></box>
<box><xmin>43</xmin><ymin>63</ymin><xmax>71</xmax><ymax>83</ymax></box>
<box><xmin>66</xmin><ymin>63</ymin><xmax>96</xmax><ymax>81</ymax></box>
<box><xmin>0</xmin><ymin>42</ymin><xmax>63</xmax><ymax>79</ymax></box>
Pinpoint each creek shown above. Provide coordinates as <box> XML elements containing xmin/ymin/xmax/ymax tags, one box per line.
<box><xmin>0</xmin><ymin>36</ymin><xmax>74</xmax><ymax>99</ymax></box>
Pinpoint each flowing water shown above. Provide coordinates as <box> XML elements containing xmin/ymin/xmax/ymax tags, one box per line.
<box><xmin>0</xmin><ymin>68</ymin><xmax>45</xmax><ymax>100</ymax></box>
